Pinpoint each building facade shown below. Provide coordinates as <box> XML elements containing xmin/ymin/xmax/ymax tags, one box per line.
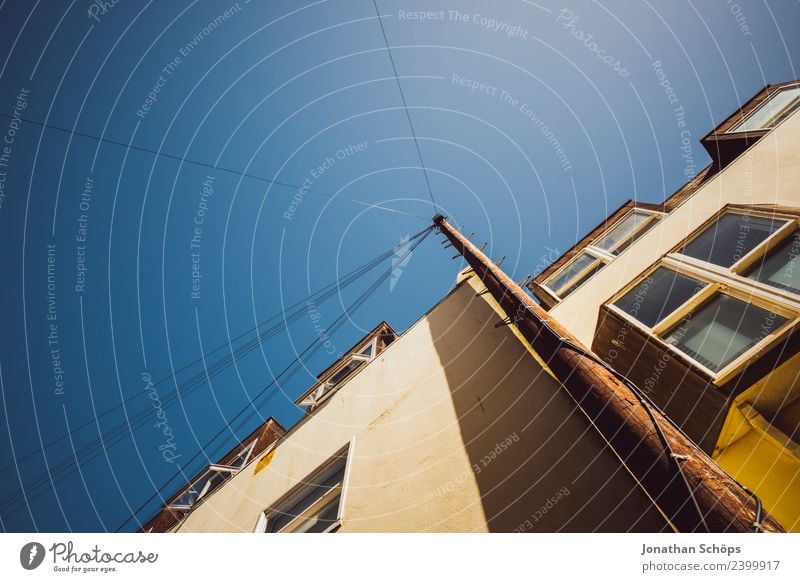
<box><xmin>529</xmin><ymin>80</ymin><xmax>800</xmax><ymax>531</ymax></box>
<box><xmin>142</xmin><ymin>81</ymin><xmax>799</xmax><ymax>533</ymax></box>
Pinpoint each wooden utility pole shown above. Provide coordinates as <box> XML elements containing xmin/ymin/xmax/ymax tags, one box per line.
<box><xmin>434</xmin><ymin>214</ymin><xmax>784</xmax><ymax>533</ymax></box>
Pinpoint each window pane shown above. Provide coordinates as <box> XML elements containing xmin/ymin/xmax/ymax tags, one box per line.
<box><xmin>291</xmin><ymin>495</ymin><xmax>341</xmax><ymax>533</ymax></box>
<box><xmin>614</xmin><ymin>267</ymin><xmax>705</xmax><ymax>328</ymax></box>
<box><xmin>662</xmin><ymin>294</ymin><xmax>787</xmax><ymax>373</ymax></box>
<box><xmin>172</xmin><ymin>473</ymin><xmax>213</xmax><ymax>507</ymax></box>
<box><xmin>560</xmin><ymin>262</ymin><xmax>605</xmax><ymax>297</ymax></box>
<box><xmin>199</xmin><ymin>470</ymin><xmax>232</xmax><ymax>499</ymax></box>
<box><xmin>225</xmin><ymin>444</ymin><xmax>253</xmax><ymax>468</ymax></box>
<box><xmin>731</xmin><ymin>87</ymin><xmax>800</xmax><ymax>133</ymax></box>
<box><xmin>228</xmin><ymin>454</ymin><xmax>247</xmax><ymax>469</ymax></box>
<box><xmin>746</xmin><ymin>231</ymin><xmax>800</xmax><ymax>294</ymax></box>
<box><xmin>546</xmin><ymin>253</ymin><xmax>596</xmax><ymax>294</ymax></box>
<box><xmin>612</xmin><ymin>217</ymin><xmax>659</xmax><ymax>255</ymax></box>
<box><xmin>172</xmin><ymin>490</ymin><xmax>197</xmax><ymax>508</ymax></box>
<box><xmin>268</xmin><ymin>457</ymin><xmax>346</xmax><ymax>532</ymax></box>
<box><xmin>594</xmin><ymin>211</ymin><xmax>651</xmax><ymax>252</ymax></box>
<box><xmin>328</xmin><ymin>359</ymin><xmax>364</xmax><ymax>387</ymax></box>
<box><xmin>679</xmin><ymin>213</ymin><xmax>783</xmax><ymax>267</ymax></box>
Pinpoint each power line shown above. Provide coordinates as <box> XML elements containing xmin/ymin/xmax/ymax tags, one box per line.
<box><xmin>0</xmin><ymin>112</ymin><xmax>430</xmax><ymax>221</ymax></box>
<box><xmin>211</xmin><ymin>228</ymin><xmax>433</xmax><ymax>456</ymax></box>
<box><xmin>371</xmin><ymin>1</ymin><xmax>439</xmax><ymax>214</ymax></box>
<box><xmin>0</xmin><ymin>229</ymin><xmax>426</xmax><ymax>477</ymax></box>
<box><xmin>0</xmin><ymin>228</ymin><xmax>433</xmax><ymax>516</ymax></box>
<box><xmin>117</xmin><ymin>226</ymin><xmax>433</xmax><ymax>531</ymax></box>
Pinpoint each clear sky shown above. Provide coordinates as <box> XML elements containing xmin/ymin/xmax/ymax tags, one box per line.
<box><xmin>0</xmin><ymin>0</ymin><xmax>798</xmax><ymax>532</ymax></box>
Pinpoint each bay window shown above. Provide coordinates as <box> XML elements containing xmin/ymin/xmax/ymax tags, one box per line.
<box><xmin>607</xmin><ymin>207</ymin><xmax>800</xmax><ymax>381</ymax></box>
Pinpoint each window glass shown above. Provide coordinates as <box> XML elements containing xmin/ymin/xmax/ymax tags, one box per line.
<box><xmin>327</xmin><ymin>359</ymin><xmax>364</xmax><ymax>387</ymax></box>
<box><xmin>662</xmin><ymin>294</ymin><xmax>787</xmax><ymax>372</ymax></box>
<box><xmin>289</xmin><ymin>495</ymin><xmax>341</xmax><ymax>533</ymax></box>
<box><xmin>594</xmin><ymin>210</ymin><xmax>651</xmax><ymax>253</ymax></box>
<box><xmin>202</xmin><ymin>470</ymin><xmax>233</xmax><ymax>497</ymax></box>
<box><xmin>560</xmin><ymin>262</ymin><xmax>605</xmax><ymax>297</ymax></box>
<box><xmin>614</xmin><ymin>267</ymin><xmax>705</xmax><ymax>328</ymax></box>
<box><xmin>170</xmin><ymin>469</ymin><xmax>232</xmax><ymax>508</ymax></box>
<box><xmin>172</xmin><ymin>489</ymin><xmax>199</xmax><ymax>508</ymax></box>
<box><xmin>172</xmin><ymin>475</ymin><xmax>209</xmax><ymax>507</ymax></box>
<box><xmin>228</xmin><ymin>455</ymin><xmax>246</xmax><ymax>469</ymax></box>
<box><xmin>730</xmin><ymin>87</ymin><xmax>800</xmax><ymax>133</ymax></box>
<box><xmin>679</xmin><ymin>213</ymin><xmax>783</xmax><ymax>268</ymax></box>
<box><xmin>225</xmin><ymin>444</ymin><xmax>253</xmax><ymax>469</ymax></box>
<box><xmin>612</xmin><ymin>217</ymin><xmax>660</xmax><ymax>255</ymax></box>
<box><xmin>745</xmin><ymin>230</ymin><xmax>800</xmax><ymax>295</ymax></box>
<box><xmin>267</xmin><ymin>456</ymin><xmax>347</xmax><ymax>533</ymax></box>
<box><xmin>546</xmin><ymin>253</ymin><xmax>596</xmax><ymax>294</ymax></box>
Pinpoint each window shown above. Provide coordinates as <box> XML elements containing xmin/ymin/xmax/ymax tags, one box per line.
<box><xmin>745</xmin><ymin>230</ymin><xmax>800</xmax><ymax>294</ymax></box>
<box><xmin>327</xmin><ymin>359</ymin><xmax>365</xmax><ymax>386</ymax></box>
<box><xmin>607</xmin><ymin>208</ymin><xmax>800</xmax><ymax>381</ymax></box>
<box><xmin>679</xmin><ymin>213</ymin><xmax>782</xmax><ymax>267</ymax></box>
<box><xmin>168</xmin><ymin>466</ymin><xmax>237</xmax><ymax>509</ymax></box>
<box><xmin>594</xmin><ymin>210</ymin><xmax>655</xmax><ymax>254</ymax></box>
<box><xmin>545</xmin><ymin>252</ymin><xmax>600</xmax><ymax>298</ymax></box>
<box><xmin>164</xmin><ymin>440</ymin><xmax>257</xmax><ymax>513</ymax></box>
<box><xmin>543</xmin><ymin>209</ymin><xmax>661</xmax><ymax>300</ymax></box>
<box><xmin>614</xmin><ymin>266</ymin><xmax>706</xmax><ymax>328</ymax></box>
<box><xmin>663</xmin><ymin>294</ymin><xmax>787</xmax><ymax>373</ymax></box>
<box><xmin>356</xmin><ymin>341</ymin><xmax>374</xmax><ymax>359</ymax></box>
<box><xmin>728</xmin><ymin>85</ymin><xmax>800</xmax><ymax>133</ymax></box>
<box><xmin>257</xmin><ymin>447</ymin><xmax>349</xmax><ymax>533</ymax></box>
<box><xmin>299</xmin><ymin>338</ymin><xmax>377</xmax><ymax>409</ymax></box>
<box><xmin>220</xmin><ymin>440</ymin><xmax>256</xmax><ymax>469</ymax></box>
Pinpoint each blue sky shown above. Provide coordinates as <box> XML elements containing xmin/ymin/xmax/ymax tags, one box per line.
<box><xmin>0</xmin><ymin>0</ymin><xmax>798</xmax><ymax>532</ymax></box>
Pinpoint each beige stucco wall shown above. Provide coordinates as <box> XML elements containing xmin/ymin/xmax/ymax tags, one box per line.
<box><xmin>175</xmin><ymin>276</ymin><xmax>668</xmax><ymax>533</ymax></box>
<box><xmin>551</xmin><ymin>109</ymin><xmax>800</xmax><ymax>346</ymax></box>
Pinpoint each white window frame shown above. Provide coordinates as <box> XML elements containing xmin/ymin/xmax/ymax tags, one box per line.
<box><xmin>215</xmin><ymin>439</ymin><xmax>257</xmax><ymax>470</ymax></box>
<box><xmin>254</xmin><ymin>439</ymin><xmax>354</xmax><ymax>533</ymax></box>
<box><xmin>726</xmin><ymin>84</ymin><xmax>800</xmax><ymax>134</ymax></box>
<box><xmin>299</xmin><ymin>338</ymin><xmax>377</xmax><ymax>409</ymax></box>
<box><xmin>167</xmin><ymin>465</ymin><xmax>239</xmax><ymax>510</ymax></box>
<box><xmin>606</xmin><ymin>207</ymin><xmax>800</xmax><ymax>384</ymax></box>
<box><xmin>543</xmin><ymin>208</ymin><xmax>663</xmax><ymax>300</ymax></box>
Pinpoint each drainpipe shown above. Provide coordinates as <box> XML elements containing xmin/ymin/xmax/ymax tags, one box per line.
<box><xmin>434</xmin><ymin>214</ymin><xmax>783</xmax><ymax>533</ymax></box>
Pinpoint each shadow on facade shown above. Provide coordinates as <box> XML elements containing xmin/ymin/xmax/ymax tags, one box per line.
<box><xmin>425</xmin><ymin>280</ymin><xmax>671</xmax><ymax>532</ymax></box>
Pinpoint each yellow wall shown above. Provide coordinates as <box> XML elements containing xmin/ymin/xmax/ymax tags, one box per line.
<box><xmin>714</xmin><ymin>402</ymin><xmax>800</xmax><ymax>531</ymax></box>
<box><xmin>175</xmin><ymin>277</ymin><xmax>670</xmax><ymax>532</ymax></box>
